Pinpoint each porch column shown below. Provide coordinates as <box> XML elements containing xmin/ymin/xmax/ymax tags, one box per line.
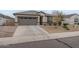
<box><xmin>15</xmin><ymin>16</ymin><xmax>18</xmax><ymax>23</ymax></box>
<box><xmin>43</xmin><ymin>16</ymin><xmax>47</xmax><ymax>24</ymax></box>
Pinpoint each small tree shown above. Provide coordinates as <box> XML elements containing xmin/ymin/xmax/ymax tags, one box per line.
<box><xmin>52</xmin><ymin>11</ymin><xmax>64</xmax><ymax>27</ymax></box>
<box><xmin>58</xmin><ymin>21</ymin><xmax>62</xmax><ymax>26</ymax></box>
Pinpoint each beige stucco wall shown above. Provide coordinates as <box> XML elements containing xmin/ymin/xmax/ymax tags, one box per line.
<box><xmin>43</xmin><ymin>16</ymin><xmax>47</xmax><ymax>23</ymax></box>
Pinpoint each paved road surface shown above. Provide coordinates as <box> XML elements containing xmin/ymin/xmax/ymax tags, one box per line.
<box><xmin>1</xmin><ymin>36</ymin><xmax>79</xmax><ymax>48</ymax></box>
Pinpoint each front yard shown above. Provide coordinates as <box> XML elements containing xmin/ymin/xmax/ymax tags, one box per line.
<box><xmin>1</xmin><ymin>25</ymin><xmax>79</xmax><ymax>38</ymax></box>
<box><xmin>41</xmin><ymin>25</ymin><xmax>79</xmax><ymax>33</ymax></box>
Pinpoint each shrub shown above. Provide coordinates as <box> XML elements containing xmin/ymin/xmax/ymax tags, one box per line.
<box><xmin>53</xmin><ymin>22</ymin><xmax>57</xmax><ymax>26</ymax></box>
<box><xmin>63</xmin><ymin>23</ymin><xmax>69</xmax><ymax>30</ymax></box>
<box><xmin>58</xmin><ymin>22</ymin><xmax>62</xmax><ymax>26</ymax></box>
<box><xmin>78</xmin><ymin>23</ymin><xmax>79</xmax><ymax>25</ymax></box>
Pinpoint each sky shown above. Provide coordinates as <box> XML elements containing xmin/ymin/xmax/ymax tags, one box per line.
<box><xmin>0</xmin><ymin>10</ymin><xmax>79</xmax><ymax>18</ymax></box>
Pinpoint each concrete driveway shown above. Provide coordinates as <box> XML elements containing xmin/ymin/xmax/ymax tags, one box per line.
<box><xmin>13</xmin><ymin>26</ymin><xmax>48</xmax><ymax>37</ymax></box>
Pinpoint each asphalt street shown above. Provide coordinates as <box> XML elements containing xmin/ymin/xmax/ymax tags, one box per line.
<box><xmin>0</xmin><ymin>36</ymin><xmax>79</xmax><ymax>48</ymax></box>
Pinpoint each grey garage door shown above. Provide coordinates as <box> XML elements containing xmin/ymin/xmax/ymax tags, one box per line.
<box><xmin>18</xmin><ymin>17</ymin><xmax>38</xmax><ymax>25</ymax></box>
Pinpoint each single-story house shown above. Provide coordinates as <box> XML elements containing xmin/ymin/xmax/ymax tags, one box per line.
<box><xmin>13</xmin><ymin>10</ymin><xmax>79</xmax><ymax>25</ymax></box>
<box><xmin>14</xmin><ymin>10</ymin><xmax>53</xmax><ymax>25</ymax></box>
<box><xmin>0</xmin><ymin>14</ymin><xmax>14</xmax><ymax>25</ymax></box>
<box><xmin>63</xmin><ymin>14</ymin><xmax>79</xmax><ymax>24</ymax></box>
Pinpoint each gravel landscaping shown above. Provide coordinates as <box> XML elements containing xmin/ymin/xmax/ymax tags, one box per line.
<box><xmin>41</xmin><ymin>25</ymin><xmax>79</xmax><ymax>33</ymax></box>
<box><xmin>0</xmin><ymin>26</ymin><xmax>17</xmax><ymax>38</ymax></box>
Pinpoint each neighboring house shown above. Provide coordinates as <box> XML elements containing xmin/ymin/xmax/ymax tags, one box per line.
<box><xmin>14</xmin><ymin>11</ymin><xmax>49</xmax><ymax>25</ymax></box>
<box><xmin>52</xmin><ymin>14</ymin><xmax>79</xmax><ymax>25</ymax></box>
<box><xmin>5</xmin><ymin>16</ymin><xmax>15</xmax><ymax>26</ymax></box>
<box><xmin>63</xmin><ymin>14</ymin><xmax>79</xmax><ymax>24</ymax></box>
<box><xmin>0</xmin><ymin>14</ymin><xmax>14</xmax><ymax>25</ymax></box>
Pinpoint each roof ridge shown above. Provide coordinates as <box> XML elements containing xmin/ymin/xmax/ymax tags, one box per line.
<box><xmin>13</xmin><ymin>10</ymin><xmax>47</xmax><ymax>16</ymax></box>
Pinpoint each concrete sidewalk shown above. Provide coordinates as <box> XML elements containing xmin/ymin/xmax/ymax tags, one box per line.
<box><xmin>49</xmin><ymin>31</ymin><xmax>79</xmax><ymax>39</ymax></box>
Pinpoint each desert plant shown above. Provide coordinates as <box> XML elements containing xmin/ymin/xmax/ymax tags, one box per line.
<box><xmin>48</xmin><ymin>21</ymin><xmax>52</xmax><ymax>26</ymax></box>
<box><xmin>63</xmin><ymin>23</ymin><xmax>69</xmax><ymax>30</ymax></box>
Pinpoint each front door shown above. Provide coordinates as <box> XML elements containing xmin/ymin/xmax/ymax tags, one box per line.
<box><xmin>40</xmin><ymin>16</ymin><xmax>43</xmax><ymax>25</ymax></box>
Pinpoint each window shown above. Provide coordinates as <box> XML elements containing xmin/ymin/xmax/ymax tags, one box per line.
<box><xmin>74</xmin><ymin>18</ymin><xmax>79</xmax><ymax>24</ymax></box>
<box><xmin>18</xmin><ymin>17</ymin><xmax>23</xmax><ymax>19</ymax></box>
<box><xmin>74</xmin><ymin>18</ymin><xmax>78</xmax><ymax>22</ymax></box>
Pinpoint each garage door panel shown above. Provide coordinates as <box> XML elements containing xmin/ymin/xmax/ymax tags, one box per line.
<box><xmin>18</xmin><ymin>17</ymin><xmax>38</xmax><ymax>25</ymax></box>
